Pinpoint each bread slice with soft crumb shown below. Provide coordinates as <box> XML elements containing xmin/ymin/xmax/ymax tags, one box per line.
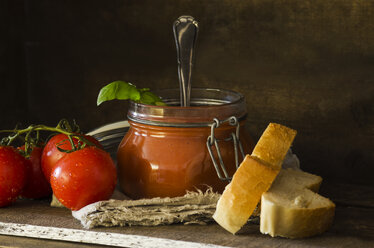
<box><xmin>260</xmin><ymin>168</ymin><xmax>335</xmax><ymax>238</ymax></box>
<box><xmin>213</xmin><ymin>123</ymin><xmax>297</xmax><ymax>234</ymax></box>
<box><xmin>272</xmin><ymin>168</ymin><xmax>322</xmax><ymax>193</ymax></box>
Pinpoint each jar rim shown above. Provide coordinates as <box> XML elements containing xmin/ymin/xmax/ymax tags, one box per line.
<box><xmin>154</xmin><ymin>88</ymin><xmax>244</xmax><ymax>107</ymax></box>
<box><xmin>127</xmin><ymin>88</ymin><xmax>247</xmax><ymax>127</ymax></box>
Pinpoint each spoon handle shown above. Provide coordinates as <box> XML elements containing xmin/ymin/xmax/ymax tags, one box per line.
<box><xmin>173</xmin><ymin>16</ymin><xmax>199</xmax><ymax>107</ymax></box>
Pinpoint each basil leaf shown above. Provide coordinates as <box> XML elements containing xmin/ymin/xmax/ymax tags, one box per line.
<box><xmin>139</xmin><ymin>90</ymin><xmax>166</xmax><ymax>106</ymax></box>
<box><xmin>97</xmin><ymin>81</ymin><xmax>140</xmax><ymax>106</ymax></box>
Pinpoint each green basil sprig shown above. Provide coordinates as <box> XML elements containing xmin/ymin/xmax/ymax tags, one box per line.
<box><xmin>97</xmin><ymin>81</ymin><xmax>166</xmax><ymax>106</ymax></box>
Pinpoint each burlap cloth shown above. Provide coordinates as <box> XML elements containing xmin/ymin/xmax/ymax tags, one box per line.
<box><xmin>72</xmin><ymin>189</ymin><xmax>220</xmax><ymax>229</ymax></box>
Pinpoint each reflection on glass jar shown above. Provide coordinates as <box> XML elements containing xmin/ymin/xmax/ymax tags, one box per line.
<box><xmin>117</xmin><ymin>88</ymin><xmax>254</xmax><ymax>199</ymax></box>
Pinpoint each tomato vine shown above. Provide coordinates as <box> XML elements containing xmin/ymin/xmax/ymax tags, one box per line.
<box><xmin>0</xmin><ymin>119</ymin><xmax>97</xmax><ymax>157</ymax></box>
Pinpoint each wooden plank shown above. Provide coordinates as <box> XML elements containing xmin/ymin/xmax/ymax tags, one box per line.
<box><xmin>0</xmin><ymin>234</ymin><xmax>109</xmax><ymax>248</ymax></box>
<box><xmin>0</xmin><ymin>222</ymin><xmax>227</xmax><ymax>248</ymax></box>
<box><xmin>0</xmin><ymin>183</ymin><xmax>372</xmax><ymax>248</ymax></box>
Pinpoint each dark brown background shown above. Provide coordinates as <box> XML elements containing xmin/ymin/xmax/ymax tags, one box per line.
<box><xmin>2</xmin><ymin>0</ymin><xmax>373</xmax><ymax>186</ymax></box>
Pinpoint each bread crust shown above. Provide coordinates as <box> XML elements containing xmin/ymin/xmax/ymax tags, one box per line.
<box><xmin>213</xmin><ymin>123</ymin><xmax>297</xmax><ymax>234</ymax></box>
<box><xmin>252</xmin><ymin>123</ymin><xmax>297</xmax><ymax>169</ymax></box>
<box><xmin>213</xmin><ymin>155</ymin><xmax>279</xmax><ymax>234</ymax></box>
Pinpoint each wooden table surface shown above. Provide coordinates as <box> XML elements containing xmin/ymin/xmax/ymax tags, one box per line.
<box><xmin>0</xmin><ymin>183</ymin><xmax>373</xmax><ymax>248</ymax></box>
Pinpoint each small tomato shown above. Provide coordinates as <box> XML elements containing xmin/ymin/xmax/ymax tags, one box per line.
<box><xmin>41</xmin><ymin>134</ymin><xmax>102</xmax><ymax>182</ymax></box>
<box><xmin>0</xmin><ymin>146</ymin><xmax>27</xmax><ymax>207</ymax></box>
<box><xmin>50</xmin><ymin>146</ymin><xmax>116</xmax><ymax>210</ymax></box>
<box><xmin>19</xmin><ymin>146</ymin><xmax>52</xmax><ymax>199</ymax></box>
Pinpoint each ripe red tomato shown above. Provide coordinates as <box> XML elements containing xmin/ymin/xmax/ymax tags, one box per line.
<box><xmin>19</xmin><ymin>146</ymin><xmax>52</xmax><ymax>199</ymax></box>
<box><xmin>41</xmin><ymin>134</ymin><xmax>102</xmax><ymax>182</ymax></box>
<box><xmin>50</xmin><ymin>146</ymin><xmax>116</xmax><ymax>210</ymax></box>
<box><xmin>0</xmin><ymin>146</ymin><xmax>27</xmax><ymax>207</ymax></box>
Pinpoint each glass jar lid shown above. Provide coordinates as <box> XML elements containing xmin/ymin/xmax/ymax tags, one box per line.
<box><xmin>127</xmin><ymin>88</ymin><xmax>247</xmax><ymax>127</ymax></box>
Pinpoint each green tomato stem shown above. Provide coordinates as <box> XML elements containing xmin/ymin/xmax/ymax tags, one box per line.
<box><xmin>0</xmin><ymin>120</ymin><xmax>97</xmax><ymax>156</ymax></box>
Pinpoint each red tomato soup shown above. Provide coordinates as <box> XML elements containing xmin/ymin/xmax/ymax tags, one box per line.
<box><xmin>117</xmin><ymin>88</ymin><xmax>254</xmax><ymax>199</ymax></box>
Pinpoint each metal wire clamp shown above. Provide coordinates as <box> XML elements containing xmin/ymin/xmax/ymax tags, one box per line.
<box><xmin>206</xmin><ymin>116</ymin><xmax>245</xmax><ymax>182</ymax></box>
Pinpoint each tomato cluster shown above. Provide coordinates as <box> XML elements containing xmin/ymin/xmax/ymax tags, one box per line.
<box><xmin>0</xmin><ymin>133</ymin><xmax>117</xmax><ymax>210</ymax></box>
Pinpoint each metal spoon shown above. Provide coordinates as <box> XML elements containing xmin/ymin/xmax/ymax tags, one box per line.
<box><xmin>173</xmin><ymin>16</ymin><xmax>199</xmax><ymax>107</ymax></box>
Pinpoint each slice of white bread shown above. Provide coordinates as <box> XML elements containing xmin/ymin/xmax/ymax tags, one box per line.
<box><xmin>260</xmin><ymin>168</ymin><xmax>335</xmax><ymax>238</ymax></box>
<box><xmin>213</xmin><ymin>123</ymin><xmax>297</xmax><ymax>234</ymax></box>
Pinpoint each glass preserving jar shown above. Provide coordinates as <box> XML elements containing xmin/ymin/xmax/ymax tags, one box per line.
<box><xmin>117</xmin><ymin>88</ymin><xmax>254</xmax><ymax>199</ymax></box>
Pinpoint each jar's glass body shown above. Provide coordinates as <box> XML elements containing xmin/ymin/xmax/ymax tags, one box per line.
<box><xmin>117</xmin><ymin>88</ymin><xmax>254</xmax><ymax>199</ymax></box>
